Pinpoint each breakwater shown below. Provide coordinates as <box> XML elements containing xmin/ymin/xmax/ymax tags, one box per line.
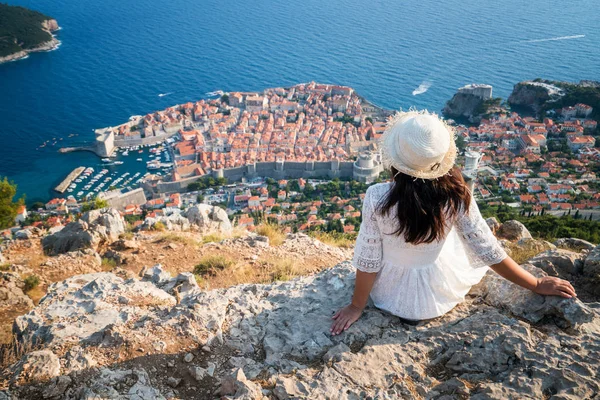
<box><xmin>58</xmin><ymin>146</ymin><xmax>104</xmax><ymax>157</ymax></box>
<box><xmin>55</xmin><ymin>167</ymin><xmax>85</xmax><ymax>193</ymax></box>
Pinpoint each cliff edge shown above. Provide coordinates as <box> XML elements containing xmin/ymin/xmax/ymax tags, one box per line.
<box><xmin>1</xmin><ymin>239</ymin><xmax>599</xmax><ymax>399</ymax></box>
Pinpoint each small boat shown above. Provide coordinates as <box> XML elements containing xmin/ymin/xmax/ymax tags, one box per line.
<box><xmin>114</xmin><ymin>161</ymin><xmax>124</xmax><ymax>165</ymax></box>
<box><xmin>123</xmin><ymin>151</ymin><xmax>129</xmax><ymax>156</ymax></box>
<box><xmin>101</xmin><ymin>158</ymin><xmax>111</xmax><ymax>163</ymax></box>
<box><xmin>136</xmin><ymin>158</ymin><xmax>143</xmax><ymax>162</ymax></box>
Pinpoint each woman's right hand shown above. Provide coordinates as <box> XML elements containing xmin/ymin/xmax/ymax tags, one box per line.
<box><xmin>330</xmin><ymin>304</ymin><xmax>363</xmax><ymax>336</ymax></box>
<box><xmin>533</xmin><ymin>276</ymin><xmax>577</xmax><ymax>298</ymax></box>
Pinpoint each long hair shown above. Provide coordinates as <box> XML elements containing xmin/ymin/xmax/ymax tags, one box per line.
<box><xmin>376</xmin><ymin>166</ymin><xmax>471</xmax><ymax>244</ymax></box>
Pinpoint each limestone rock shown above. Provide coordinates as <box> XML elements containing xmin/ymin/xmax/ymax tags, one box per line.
<box><xmin>529</xmin><ymin>249</ymin><xmax>584</xmax><ymax>276</ymax></box>
<box><xmin>14</xmin><ymin>229</ymin><xmax>32</xmax><ymax>240</ymax></box>
<box><xmin>185</xmin><ymin>204</ymin><xmax>232</xmax><ymax>233</ymax></box>
<box><xmin>141</xmin><ymin>213</ymin><xmax>190</xmax><ymax>231</ymax></box>
<box><xmin>219</xmin><ymin>368</ymin><xmax>263</xmax><ymax>399</ymax></box>
<box><xmin>13</xmin><ymin>273</ymin><xmax>175</xmax><ymax>346</ymax></box>
<box><xmin>42</xmin><ymin>375</ymin><xmax>72</xmax><ymax>398</ymax></box>
<box><xmin>114</xmin><ymin>239</ymin><xmax>139</xmax><ymax>250</ymax></box>
<box><xmin>497</xmin><ymin>220</ymin><xmax>532</xmax><ymax>241</ymax></box>
<box><xmin>0</xmin><ymin>271</ymin><xmax>34</xmax><ymax>309</ymax></box>
<box><xmin>10</xmin><ymin>350</ymin><xmax>61</xmax><ymax>384</ymax></box>
<box><xmin>583</xmin><ymin>244</ymin><xmax>600</xmax><ymax>278</ymax></box>
<box><xmin>63</xmin><ymin>346</ymin><xmax>97</xmax><ymax>374</ymax></box>
<box><xmin>5</xmin><ymin>257</ymin><xmax>600</xmax><ymax>399</ymax></box>
<box><xmin>77</xmin><ymin>368</ymin><xmax>165</xmax><ymax>399</ymax></box>
<box><xmin>478</xmin><ymin>263</ymin><xmax>595</xmax><ymax>329</ymax></box>
<box><xmin>485</xmin><ymin>217</ymin><xmax>500</xmax><ymax>233</ymax></box>
<box><xmin>42</xmin><ymin>208</ymin><xmax>125</xmax><ymax>255</ymax></box>
<box><xmin>0</xmin><ymin>250</ymin><xmax>5</xmax><ymax>264</ymax></box>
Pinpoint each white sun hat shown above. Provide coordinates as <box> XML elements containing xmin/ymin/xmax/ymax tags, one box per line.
<box><xmin>380</xmin><ymin>110</ymin><xmax>457</xmax><ymax>180</ymax></box>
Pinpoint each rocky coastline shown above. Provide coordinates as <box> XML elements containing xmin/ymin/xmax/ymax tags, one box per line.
<box><xmin>0</xmin><ymin>19</ymin><xmax>60</xmax><ymax>65</ymax></box>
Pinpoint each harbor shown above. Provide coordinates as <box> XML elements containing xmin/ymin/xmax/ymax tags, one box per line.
<box><xmin>54</xmin><ymin>167</ymin><xmax>85</xmax><ymax>193</ymax></box>
<box><xmin>50</xmin><ymin>140</ymin><xmax>175</xmax><ymax>201</ymax></box>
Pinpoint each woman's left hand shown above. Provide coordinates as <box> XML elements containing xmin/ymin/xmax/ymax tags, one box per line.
<box><xmin>330</xmin><ymin>304</ymin><xmax>363</xmax><ymax>335</ymax></box>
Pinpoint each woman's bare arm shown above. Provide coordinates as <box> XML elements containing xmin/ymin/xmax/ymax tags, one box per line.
<box><xmin>490</xmin><ymin>256</ymin><xmax>576</xmax><ymax>298</ymax></box>
<box><xmin>330</xmin><ymin>270</ymin><xmax>378</xmax><ymax>335</ymax></box>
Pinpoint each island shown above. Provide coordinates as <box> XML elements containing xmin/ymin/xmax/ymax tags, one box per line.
<box><xmin>0</xmin><ymin>3</ymin><xmax>60</xmax><ymax>64</ymax></box>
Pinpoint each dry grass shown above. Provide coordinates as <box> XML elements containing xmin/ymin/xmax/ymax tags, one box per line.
<box><xmin>193</xmin><ymin>255</ymin><xmax>236</xmax><ymax>276</ymax></box>
<box><xmin>26</xmin><ymin>286</ymin><xmax>45</xmax><ymax>305</ymax></box>
<box><xmin>255</xmin><ymin>222</ymin><xmax>286</xmax><ymax>246</ymax></box>
<box><xmin>201</xmin><ymin>232</ymin><xmax>226</xmax><ymax>244</ymax></box>
<box><xmin>24</xmin><ymin>252</ymin><xmax>47</xmax><ymax>269</ymax></box>
<box><xmin>264</xmin><ymin>258</ymin><xmax>301</xmax><ymax>282</ymax></box>
<box><xmin>152</xmin><ymin>221</ymin><xmax>166</xmax><ymax>231</ymax></box>
<box><xmin>0</xmin><ymin>264</ymin><xmax>9</xmax><ymax>272</ymax></box>
<box><xmin>157</xmin><ymin>233</ymin><xmax>199</xmax><ymax>247</ymax></box>
<box><xmin>119</xmin><ymin>231</ymin><xmax>134</xmax><ymax>240</ymax></box>
<box><xmin>506</xmin><ymin>240</ymin><xmax>554</xmax><ymax>264</ymax></box>
<box><xmin>309</xmin><ymin>231</ymin><xmax>356</xmax><ymax>248</ymax></box>
<box><xmin>0</xmin><ymin>335</ymin><xmax>38</xmax><ymax>371</ymax></box>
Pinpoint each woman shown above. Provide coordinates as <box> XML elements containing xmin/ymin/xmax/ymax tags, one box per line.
<box><xmin>331</xmin><ymin>110</ymin><xmax>576</xmax><ymax>335</ymax></box>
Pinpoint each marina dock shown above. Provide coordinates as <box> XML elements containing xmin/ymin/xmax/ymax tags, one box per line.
<box><xmin>55</xmin><ymin>167</ymin><xmax>85</xmax><ymax>193</ymax></box>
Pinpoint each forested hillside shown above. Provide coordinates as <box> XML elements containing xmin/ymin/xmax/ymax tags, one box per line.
<box><xmin>0</xmin><ymin>3</ymin><xmax>54</xmax><ymax>57</ymax></box>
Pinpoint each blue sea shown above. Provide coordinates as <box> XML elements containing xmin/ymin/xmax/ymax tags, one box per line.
<box><xmin>1</xmin><ymin>0</ymin><xmax>598</xmax><ymax>203</ymax></box>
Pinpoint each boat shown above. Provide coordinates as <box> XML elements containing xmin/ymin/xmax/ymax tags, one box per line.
<box><xmin>123</xmin><ymin>150</ymin><xmax>129</xmax><ymax>156</ymax></box>
<box><xmin>136</xmin><ymin>158</ymin><xmax>143</xmax><ymax>162</ymax></box>
<box><xmin>101</xmin><ymin>158</ymin><xmax>111</xmax><ymax>163</ymax></box>
<box><xmin>114</xmin><ymin>161</ymin><xmax>124</xmax><ymax>165</ymax></box>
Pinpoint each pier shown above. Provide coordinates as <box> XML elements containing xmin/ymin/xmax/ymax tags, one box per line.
<box><xmin>55</xmin><ymin>167</ymin><xmax>85</xmax><ymax>193</ymax></box>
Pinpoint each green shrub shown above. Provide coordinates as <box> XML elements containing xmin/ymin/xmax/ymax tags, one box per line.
<box><xmin>101</xmin><ymin>257</ymin><xmax>117</xmax><ymax>271</ymax></box>
<box><xmin>23</xmin><ymin>275</ymin><xmax>40</xmax><ymax>292</ymax></box>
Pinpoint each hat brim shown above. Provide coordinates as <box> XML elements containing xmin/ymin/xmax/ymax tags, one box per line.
<box><xmin>378</xmin><ymin>110</ymin><xmax>458</xmax><ymax>180</ymax></box>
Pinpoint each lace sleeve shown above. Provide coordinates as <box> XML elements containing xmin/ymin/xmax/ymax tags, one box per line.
<box><xmin>454</xmin><ymin>196</ymin><xmax>508</xmax><ymax>268</ymax></box>
<box><xmin>352</xmin><ymin>188</ymin><xmax>383</xmax><ymax>273</ymax></box>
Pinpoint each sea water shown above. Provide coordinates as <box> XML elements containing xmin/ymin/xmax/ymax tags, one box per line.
<box><xmin>1</xmin><ymin>0</ymin><xmax>598</xmax><ymax>203</ymax></box>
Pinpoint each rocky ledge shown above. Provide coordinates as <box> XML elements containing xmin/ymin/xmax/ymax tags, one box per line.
<box><xmin>1</xmin><ymin>240</ymin><xmax>600</xmax><ymax>399</ymax></box>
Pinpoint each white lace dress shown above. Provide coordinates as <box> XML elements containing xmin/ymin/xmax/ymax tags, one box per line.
<box><xmin>353</xmin><ymin>182</ymin><xmax>507</xmax><ymax>320</ymax></box>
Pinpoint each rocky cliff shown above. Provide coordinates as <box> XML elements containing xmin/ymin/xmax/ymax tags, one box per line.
<box><xmin>507</xmin><ymin>81</ymin><xmax>564</xmax><ymax>115</ymax></box>
<box><xmin>442</xmin><ymin>91</ymin><xmax>504</xmax><ymax>124</ymax></box>
<box><xmin>1</xmin><ymin>236</ymin><xmax>599</xmax><ymax>399</ymax></box>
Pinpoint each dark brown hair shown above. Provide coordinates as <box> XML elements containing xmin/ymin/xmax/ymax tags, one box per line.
<box><xmin>376</xmin><ymin>166</ymin><xmax>471</xmax><ymax>244</ymax></box>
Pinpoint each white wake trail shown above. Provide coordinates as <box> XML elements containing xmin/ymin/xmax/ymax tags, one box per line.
<box><xmin>521</xmin><ymin>34</ymin><xmax>585</xmax><ymax>43</ymax></box>
<box><xmin>412</xmin><ymin>81</ymin><xmax>432</xmax><ymax>96</ymax></box>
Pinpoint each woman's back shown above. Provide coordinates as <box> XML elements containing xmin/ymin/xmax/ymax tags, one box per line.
<box><xmin>353</xmin><ymin>182</ymin><xmax>507</xmax><ymax>320</ymax></box>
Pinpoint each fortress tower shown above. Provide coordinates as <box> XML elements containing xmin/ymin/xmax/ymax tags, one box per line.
<box><xmin>212</xmin><ymin>167</ymin><xmax>224</xmax><ymax>179</ymax></box>
<box><xmin>464</xmin><ymin>150</ymin><xmax>483</xmax><ymax>171</ymax></box>
<box><xmin>458</xmin><ymin>84</ymin><xmax>493</xmax><ymax>100</ymax></box>
<box><xmin>353</xmin><ymin>152</ymin><xmax>382</xmax><ymax>183</ymax></box>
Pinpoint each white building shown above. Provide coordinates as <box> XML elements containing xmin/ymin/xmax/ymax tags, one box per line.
<box><xmin>457</xmin><ymin>84</ymin><xmax>493</xmax><ymax>100</ymax></box>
